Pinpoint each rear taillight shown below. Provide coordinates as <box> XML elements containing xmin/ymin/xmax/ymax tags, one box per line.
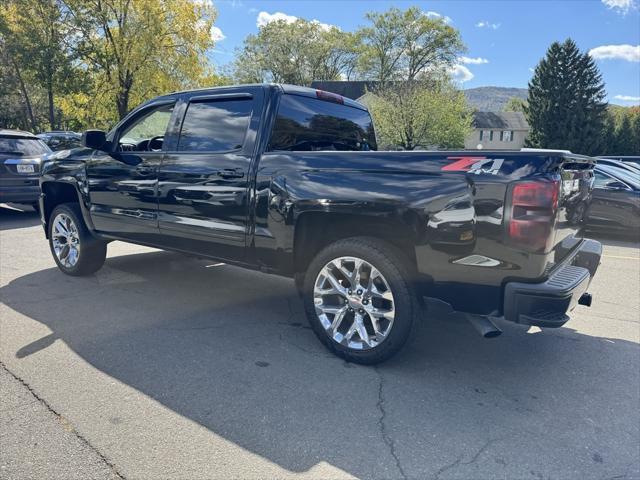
<box><xmin>508</xmin><ymin>180</ymin><xmax>559</xmax><ymax>252</ymax></box>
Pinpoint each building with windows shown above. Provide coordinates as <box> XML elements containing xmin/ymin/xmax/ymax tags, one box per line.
<box><xmin>465</xmin><ymin>111</ymin><xmax>529</xmax><ymax>150</ymax></box>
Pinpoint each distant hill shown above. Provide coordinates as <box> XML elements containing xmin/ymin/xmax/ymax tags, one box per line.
<box><xmin>464</xmin><ymin>87</ymin><xmax>528</xmax><ymax>111</ymax></box>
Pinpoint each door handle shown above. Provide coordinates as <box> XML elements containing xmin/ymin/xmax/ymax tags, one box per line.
<box><xmin>217</xmin><ymin>168</ymin><xmax>244</xmax><ymax>179</ymax></box>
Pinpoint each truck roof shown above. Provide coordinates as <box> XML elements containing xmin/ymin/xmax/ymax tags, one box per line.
<box><xmin>156</xmin><ymin>83</ymin><xmax>369</xmax><ymax>111</ymax></box>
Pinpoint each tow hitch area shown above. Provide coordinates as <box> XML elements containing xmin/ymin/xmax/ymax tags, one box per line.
<box><xmin>578</xmin><ymin>293</ymin><xmax>593</xmax><ymax>307</ymax></box>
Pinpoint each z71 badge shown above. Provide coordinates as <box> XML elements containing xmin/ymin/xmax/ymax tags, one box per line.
<box><xmin>441</xmin><ymin>156</ymin><xmax>504</xmax><ymax>175</ymax></box>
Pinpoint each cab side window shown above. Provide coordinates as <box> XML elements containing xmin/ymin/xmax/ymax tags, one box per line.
<box><xmin>177</xmin><ymin>99</ymin><xmax>252</xmax><ymax>152</ymax></box>
<box><xmin>119</xmin><ymin>104</ymin><xmax>174</xmax><ymax>152</ymax></box>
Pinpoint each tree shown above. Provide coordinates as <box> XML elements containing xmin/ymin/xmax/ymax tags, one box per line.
<box><xmin>366</xmin><ymin>80</ymin><xmax>472</xmax><ymax>150</ymax></box>
<box><xmin>0</xmin><ymin>0</ymin><xmax>72</xmax><ymax>130</ymax></box>
<box><xmin>503</xmin><ymin>97</ymin><xmax>527</xmax><ymax>113</ymax></box>
<box><xmin>601</xmin><ymin>113</ymin><xmax>617</xmax><ymax>155</ymax></box>
<box><xmin>62</xmin><ymin>0</ymin><xmax>222</xmax><ymax>120</ymax></box>
<box><xmin>357</xmin><ymin>7</ymin><xmax>464</xmax><ymax>82</ymax></box>
<box><xmin>233</xmin><ymin>18</ymin><xmax>360</xmax><ymax>85</ymax></box>
<box><xmin>613</xmin><ymin>114</ymin><xmax>634</xmax><ymax>155</ymax></box>
<box><xmin>632</xmin><ymin>112</ymin><xmax>640</xmax><ymax>155</ymax></box>
<box><xmin>525</xmin><ymin>39</ymin><xmax>607</xmax><ymax>155</ymax></box>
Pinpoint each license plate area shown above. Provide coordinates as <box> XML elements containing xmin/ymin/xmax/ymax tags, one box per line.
<box><xmin>16</xmin><ymin>164</ymin><xmax>35</xmax><ymax>174</ymax></box>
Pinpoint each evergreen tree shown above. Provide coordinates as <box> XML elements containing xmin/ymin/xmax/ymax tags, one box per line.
<box><xmin>525</xmin><ymin>39</ymin><xmax>607</xmax><ymax>155</ymax></box>
<box><xmin>601</xmin><ymin>113</ymin><xmax>617</xmax><ymax>155</ymax></box>
<box><xmin>614</xmin><ymin>114</ymin><xmax>634</xmax><ymax>155</ymax></box>
<box><xmin>632</xmin><ymin>113</ymin><xmax>640</xmax><ymax>155</ymax></box>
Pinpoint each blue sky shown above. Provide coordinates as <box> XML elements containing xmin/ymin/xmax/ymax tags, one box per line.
<box><xmin>210</xmin><ymin>0</ymin><xmax>640</xmax><ymax>105</ymax></box>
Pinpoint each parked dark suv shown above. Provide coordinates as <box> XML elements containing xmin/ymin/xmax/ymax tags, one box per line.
<box><xmin>1</xmin><ymin>129</ymin><xmax>51</xmax><ymax>209</ymax></box>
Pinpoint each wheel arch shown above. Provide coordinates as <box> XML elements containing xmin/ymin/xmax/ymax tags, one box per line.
<box><xmin>41</xmin><ymin>181</ymin><xmax>89</xmax><ymax>238</ymax></box>
<box><xmin>292</xmin><ymin>210</ymin><xmax>420</xmax><ymax>276</ymax></box>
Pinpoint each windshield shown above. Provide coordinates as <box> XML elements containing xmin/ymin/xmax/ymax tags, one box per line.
<box><xmin>0</xmin><ymin>137</ymin><xmax>51</xmax><ymax>156</ymax></box>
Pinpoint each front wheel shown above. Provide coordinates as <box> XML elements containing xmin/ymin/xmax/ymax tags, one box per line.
<box><xmin>302</xmin><ymin>237</ymin><xmax>419</xmax><ymax>365</ymax></box>
<box><xmin>48</xmin><ymin>203</ymin><xmax>107</xmax><ymax>276</ymax></box>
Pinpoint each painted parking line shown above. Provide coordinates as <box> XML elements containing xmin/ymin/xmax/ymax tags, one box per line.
<box><xmin>603</xmin><ymin>255</ymin><xmax>640</xmax><ymax>260</ymax></box>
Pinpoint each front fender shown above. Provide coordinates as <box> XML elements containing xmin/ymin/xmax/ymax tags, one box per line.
<box><xmin>40</xmin><ymin>159</ymin><xmax>95</xmax><ymax>236</ymax></box>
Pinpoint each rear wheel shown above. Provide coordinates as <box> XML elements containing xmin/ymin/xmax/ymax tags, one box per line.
<box><xmin>302</xmin><ymin>237</ymin><xmax>418</xmax><ymax>364</ymax></box>
<box><xmin>48</xmin><ymin>203</ymin><xmax>107</xmax><ymax>276</ymax></box>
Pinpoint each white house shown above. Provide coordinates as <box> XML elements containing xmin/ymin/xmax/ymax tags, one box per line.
<box><xmin>465</xmin><ymin>111</ymin><xmax>530</xmax><ymax>150</ymax></box>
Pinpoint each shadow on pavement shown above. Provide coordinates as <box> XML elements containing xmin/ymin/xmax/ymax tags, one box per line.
<box><xmin>1</xmin><ymin>246</ymin><xmax>639</xmax><ymax>478</ymax></box>
<box><xmin>0</xmin><ymin>204</ymin><xmax>41</xmax><ymax>231</ymax></box>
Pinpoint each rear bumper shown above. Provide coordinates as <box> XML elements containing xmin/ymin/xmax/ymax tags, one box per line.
<box><xmin>0</xmin><ymin>185</ymin><xmax>41</xmax><ymax>204</ymax></box>
<box><xmin>503</xmin><ymin>239</ymin><xmax>602</xmax><ymax>327</ymax></box>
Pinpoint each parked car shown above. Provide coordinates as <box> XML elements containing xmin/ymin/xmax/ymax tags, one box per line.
<box><xmin>39</xmin><ymin>84</ymin><xmax>602</xmax><ymax>364</ymax></box>
<box><xmin>1</xmin><ymin>129</ymin><xmax>52</xmax><ymax>209</ymax></box>
<box><xmin>585</xmin><ymin>164</ymin><xmax>640</xmax><ymax>234</ymax></box>
<box><xmin>37</xmin><ymin>131</ymin><xmax>82</xmax><ymax>151</ymax></box>
<box><xmin>598</xmin><ymin>156</ymin><xmax>640</xmax><ymax>169</ymax></box>
<box><xmin>595</xmin><ymin>157</ymin><xmax>640</xmax><ymax>175</ymax></box>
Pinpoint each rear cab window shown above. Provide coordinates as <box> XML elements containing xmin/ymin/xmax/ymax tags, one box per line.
<box><xmin>268</xmin><ymin>94</ymin><xmax>377</xmax><ymax>152</ymax></box>
<box><xmin>177</xmin><ymin>98</ymin><xmax>252</xmax><ymax>152</ymax></box>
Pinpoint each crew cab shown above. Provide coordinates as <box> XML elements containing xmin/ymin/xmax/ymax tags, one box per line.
<box><xmin>39</xmin><ymin>84</ymin><xmax>602</xmax><ymax>364</ymax></box>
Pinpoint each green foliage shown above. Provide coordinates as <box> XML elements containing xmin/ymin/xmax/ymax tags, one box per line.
<box><xmin>503</xmin><ymin>97</ymin><xmax>527</xmax><ymax>113</ymax></box>
<box><xmin>632</xmin><ymin>112</ymin><xmax>640</xmax><ymax>155</ymax></box>
<box><xmin>612</xmin><ymin>114</ymin><xmax>635</xmax><ymax>155</ymax></box>
<box><xmin>601</xmin><ymin>113</ymin><xmax>617</xmax><ymax>155</ymax></box>
<box><xmin>233</xmin><ymin>6</ymin><xmax>465</xmax><ymax>86</ymax></box>
<box><xmin>357</xmin><ymin>6</ymin><xmax>465</xmax><ymax>82</ymax></box>
<box><xmin>599</xmin><ymin>107</ymin><xmax>639</xmax><ymax>155</ymax></box>
<box><xmin>0</xmin><ymin>0</ymin><xmax>228</xmax><ymax>132</ymax></box>
<box><xmin>233</xmin><ymin>19</ymin><xmax>360</xmax><ymax>85</ymax></box>
<box><xmin>525</xmin><ymin>39</ymin><xmax>607</xmax><ymax>155</ymax></box>
<box><xmin>0</xmin><ymin>0</ymin><xmax>76</xmax><ymax>130</ymax></box>
<box><xmin>62</xmin><ymin>0</ymin><xmax>223</xmax><ymax>121</ymax></box>
<box><xmin>366</xmin><ymin>80</ymin><xmax>472</xmax><ymax>150</ymax></box>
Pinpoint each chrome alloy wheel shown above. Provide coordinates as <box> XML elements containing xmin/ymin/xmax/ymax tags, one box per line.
<box><xmin>51</xmin><ymin>213</ymin><xmax>81</xmax><ymax>268</ymax></box>
<box><xmin>313</xmin><ymin>256</ymin><xmax>396</xmax><ymax>350</ymax></box>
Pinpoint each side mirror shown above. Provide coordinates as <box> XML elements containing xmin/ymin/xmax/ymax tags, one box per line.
<box><xmin>82</xmin><ymin>130</ymin><xmax>107</xmax><ymax>150</ymax></box>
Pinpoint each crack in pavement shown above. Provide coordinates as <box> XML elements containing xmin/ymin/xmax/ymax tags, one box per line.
<box><xmin>434</xmin><ymin>437</ymin><xmax>503</xmax><ymax>479</ymax></box>
<box><xmin>375</xmin><ymin>366</ymin><xmax>408</xmax><ymax>480</ymax></box>
<box><xmin>0</xmin><ymin>361</ymin><xmax>126</xmax><ymax>480</ymax></box>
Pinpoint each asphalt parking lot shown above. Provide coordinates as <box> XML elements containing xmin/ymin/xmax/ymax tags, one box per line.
<box><xmin>1</xmin><ymin>204</ymin><xmax>639</xmax><ymax>480</ymax></box>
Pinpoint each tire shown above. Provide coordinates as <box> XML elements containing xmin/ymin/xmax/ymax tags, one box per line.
<box><xmin>48</xmin><ymin>203</ymin><xmax>107</xmax><ymax>276</ymax></box>
<box><xmin>302</xmin><ymin>237</ymin><xmax>419</xmax><ymax>365</ymax></box>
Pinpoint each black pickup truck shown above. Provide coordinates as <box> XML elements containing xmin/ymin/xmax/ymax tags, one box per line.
<box><xmin>39</xmin><ymin>84</ymin><xmax>602</xmax><ymax>364</ymax></box>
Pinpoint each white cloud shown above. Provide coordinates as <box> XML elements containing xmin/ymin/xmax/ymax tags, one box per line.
<box><xmin>458</xmin><ymin>56</ymin><xmax>489</xmax><ymax>65</ymax></box>
<box><xmin>210</xmin><ymin>26</ymin><xmax>225</xmax><ymax>42</ymax></box>
<box><xmin>529</xmin><ymin>67</ymin><xmax>535</xmax><ymax>72</ymax></box>
<box><xmin>589</xmin><ymin>44</ymin><xmax>640</xmax><ymax>62</ymax></box>
<box><xmin>476</xmin><ymin>20</ymin><xmax>500</xmax><ymax>30</ymax></box>
<box><xmin>614</xmin><ymin>94</ymin><xmax>640</xmax><ymax>102</ymax></box>
<box><xmin>257</xmin><ymin>11</ymin><xmax>297</xmax><ymax>27</ymax></box>
<box><xmin>449</xmin><ymin>64</ymin><xmax>474</xmax><ymax>83</ymax></box>
<box><xmin>601</xmin><ymin>0</ymin><xmax>636</xmax><ymax>13</ymax></box>
<box><xmin>424</xmin><ymin>11</ymin><xmax>452</xmax><ymax>23</ymax></box>
<box><xmin>256</xmin><ymin>11</ymin><xmax>333</xmax><ymax>31</ymax></box>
